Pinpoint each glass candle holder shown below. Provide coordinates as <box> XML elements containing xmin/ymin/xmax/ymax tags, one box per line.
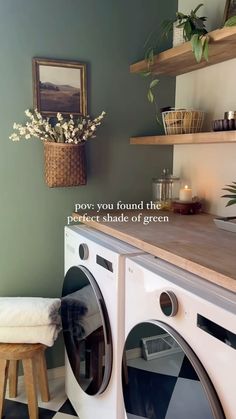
<box><xmin>179</xmin><ymin>183</ymin><xmax>193</xmax><ymax>202</ymax></box>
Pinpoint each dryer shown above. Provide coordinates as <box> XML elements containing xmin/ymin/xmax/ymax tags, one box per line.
<box><xmin>122</xmin><ymin>254</ymin><xmax>236</xmax><ymax>419</ymax></box>
<box><xmin>62</xmin><ymin>225</ymin><xmax>143</xmax><ymax>419</ymax></box>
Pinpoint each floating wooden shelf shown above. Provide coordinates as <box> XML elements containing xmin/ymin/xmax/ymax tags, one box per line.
<box><xmin>130</xmin><ymin>27</ymin><xmax>236</xmax><ymax>76</ymax></box>
<box><xmin>130</xmin><ymin>131</ymin><xmax>236</xmax><ymax>145</ymax></box>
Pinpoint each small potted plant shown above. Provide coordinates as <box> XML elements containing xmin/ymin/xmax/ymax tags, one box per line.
<box><xmin>10</xmin><ymin>109</ymin><xmax>106</xmax><ymax>188</ymax></box>
<box><xmin>214</xmin><ymin>181</ymin><xmax>236</xmax><ymax>232</ymax></box>
<box><xmin>161</xmin><ymin>3</ymin><xmax>209</xmax><ymax>61</ymax></box>
<box><xmin>222</xmin><ymin>181</ymin><xmax>236</xmax><ymax>208</ymax></box>
<box><xmin>144</xmin><ymin>5</ymin><xmax>236</xmax><ymax>123</ymax></box>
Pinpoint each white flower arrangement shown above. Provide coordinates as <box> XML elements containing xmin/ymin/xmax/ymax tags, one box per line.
<box><xmin>9</xmin><ymin>109</ymin><xmax>106</xmax><ymax>144</ymax></box>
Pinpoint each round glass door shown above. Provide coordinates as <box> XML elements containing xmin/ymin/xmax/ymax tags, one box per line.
<box><xmin>61</xmin><ymin>266</ymin><xmax>112</xmax><ymax>395</ymax></box>
<box><xmin>122</xmin><ymin>321</ymin><xmax>225</xmax><ymax>419</ymax></box>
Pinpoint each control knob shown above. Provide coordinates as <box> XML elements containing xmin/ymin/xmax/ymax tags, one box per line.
<box><xmin>159</xmin><ymin>291</ymin><xmax>178</xmax><ymax>317</ymax></box>
<box><xmin>79</xmin><ymin>243</ymin><xmax>89</xmax><ymax>260</ymax></box>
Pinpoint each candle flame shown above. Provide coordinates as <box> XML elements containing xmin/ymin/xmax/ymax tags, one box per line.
<box><xmin>184</xmin><ymin>185</ymin><xmax>189</xmax><ymax>189</ymax></box>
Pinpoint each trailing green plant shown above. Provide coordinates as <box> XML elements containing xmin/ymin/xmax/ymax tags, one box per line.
<box><xmin>140</xmin><ymin>70</ymin><xmax>160</xmax><ymax>123</ymax></box>
<box><xmin>222</xmin><ymin>182</ymin><xmax>236</xmax><ymax>207</ymax></box>
<box><xmin>142</xmin><ymin>4</ymin><xmax>236</xmax><ymax>123</ymax></box>
<box><xmin>143</xmin><ymin>4</ymin><xmax>209</xmax><ymax>122</ymax></box>
<box><xmin>145</xmin><ymin>4</ymin><xmax>209</xmax><ymax>64</ymax></box>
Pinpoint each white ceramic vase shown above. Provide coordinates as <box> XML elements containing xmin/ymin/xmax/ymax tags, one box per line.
<box><xmin>173</xmin><ymin>22</ymin><xmax>185</xmax><ymax>47</ymax></box>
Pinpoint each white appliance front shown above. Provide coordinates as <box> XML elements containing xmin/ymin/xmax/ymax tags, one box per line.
<box><xmin>123</xmin><ymin>254</ymin><xmax>236</xmax><ymax>419</ymax></box>
<box><xmin>62</xmin><ymin>225</ymin><xmax>142</xmax><ymax>419</ymax></box>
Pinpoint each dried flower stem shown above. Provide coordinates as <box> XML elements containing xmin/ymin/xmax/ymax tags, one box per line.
<box><xmin>10</xmin><ymin>109</ymin><xmax>106</xmax><ymax>144</ymax></box>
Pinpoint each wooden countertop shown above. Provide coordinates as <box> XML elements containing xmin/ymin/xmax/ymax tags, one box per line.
<box><xmin>72</xmin><ymin>211</ymin><xmax>236</xmax><ymax>293</ymax></box>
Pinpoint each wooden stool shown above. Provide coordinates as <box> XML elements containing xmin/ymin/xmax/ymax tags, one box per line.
<box><xmin>0</xmin><ymin>343</ymin><xmax>50</xmax><ymax>419</ymax></box>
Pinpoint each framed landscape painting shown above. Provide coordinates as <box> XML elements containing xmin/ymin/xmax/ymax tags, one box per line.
<box><xmin>32</xmin><ymin>58</ymin><xmax>87</xmax><ymax>117</ymax></box>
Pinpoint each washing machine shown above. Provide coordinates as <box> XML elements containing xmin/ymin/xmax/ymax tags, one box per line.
<box><xmin>61</xmin><ymin>225</ymin><xmax>143</xmax><ymax>419</ymax></box>
<box><xmin>122</xmin><ymin>254</ymin><xmax>236</xmax><ymax>419</ymax></box>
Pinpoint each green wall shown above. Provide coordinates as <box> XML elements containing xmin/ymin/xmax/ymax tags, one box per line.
<box><xmin>0</xmin><ymin>0</ymin><xmax>177</xmax><ymax>368</ymax></box>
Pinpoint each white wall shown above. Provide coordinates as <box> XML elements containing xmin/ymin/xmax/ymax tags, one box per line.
<box><xmin>174</xmin><ymin>0</ymin><xmax>236</xmax><ymax>216</ymax></box>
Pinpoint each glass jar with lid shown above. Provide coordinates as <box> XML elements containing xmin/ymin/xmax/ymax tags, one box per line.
<box><xmin>152</xmin><ymin>169</ymin><xmax>180</xmax><ymax>210</ymax></box>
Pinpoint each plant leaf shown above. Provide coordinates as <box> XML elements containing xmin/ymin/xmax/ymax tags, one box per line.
<box><xmin>222</xmin><ymin>194</ymin><xmax>236</xmax><ymax>198</ymax></box>
<box><xmin>224</xmin><ymin>15</ymin><xmax>236</xmax><ymax>27</ymax></box>
<box><xmin>144</xmin><ymin>26</ymin><xmax>158</xmax><ymax>49</ymax></box>
<box><xmin>149</xmin><ymin>79</ymin><xmax>159</xmax><ymax>89</ymax></box>
<box><xmin>147</xmin><ymin>49</ymin><xmax>154</xmax><ymax>66</ymax></box>
<box><xmin>147</xmin><ymin>89</ymin><xmax>154</xmax><ymax>103</ymax></box>
<box><xmin>184</xmin><ymin>20</ymin><xmax>192</xmax><ymax>40</ymax></box>
<box><xmin>140</xmin><ymin>71</ymin><xmax>151</xmax><ymax>77</ymax></box>
<box><xmin>155</xmin><ymin>114</ymin><xmax>160</xmax><ymax>124</ymax></box>
<box><xmin>176</xmin><ymin>21</ymin><xmax>186</xmax><ymax>28</ymax></box>
<box><xmin>144</xmin><ymin>47</ymin><xmax>153</xmax><ymax>62</ymax></box>
<box><xmin>176</xmin><ymin>12</ymin><xmax>186</xmax><ymax>19</ymax></box>
<box><xmin>145</xmin><ymin>48</ymin><xmax>155</xmax><ymax>66</ymax></box>
<box><xmin>193</xmin><ymin>3</ymin><xmax>204</xmax><ymax>15</ymax></box>
<box><xmin>161</xmin><ymin>20</ymin><xmax>174</xmax><ymax>39</ymax></box>
<box><xmin>191</xmin><ymin>34</ymin><xmax>200</xmax><ymax>52</ymax></box>
<box><xmin>191</xmin><ymin>35</ymin><xmax>203</xmax><ymax>63</ymax></box>
<box><xmin>191</xmin><ymin>34</ymin><xmax>202</xmax><ymax>62</ymax></box>
<box><xmin>203</xmin><ymin>37</ymin><xmax>209</xmax><ymax>61</ymax></box>
<box><xmin>226</xmin><ymin>199</ymin><xmax>236</xmax><ymax>207</ymax></box>
<box><xmin>192</xmin><ymin>17</ymin><xmax>206</xmax><ymax>30</ymax></box>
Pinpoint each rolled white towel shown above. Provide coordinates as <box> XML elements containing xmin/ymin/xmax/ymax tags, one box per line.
<box><xmin>0</xmin><ymin>297</ymin><xmax>61</xmax><ymax>327</ymax></box>
<box><xmin>0</xmin><ymin>324</ymin><xmax>61</xmax><ymax>347</ymax></box>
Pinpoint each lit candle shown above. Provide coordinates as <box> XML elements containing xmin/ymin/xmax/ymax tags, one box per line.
<box><xmin>179</xmin><ymin>185</ymin><xmax>192</xmax><ymax>202</ymax></box>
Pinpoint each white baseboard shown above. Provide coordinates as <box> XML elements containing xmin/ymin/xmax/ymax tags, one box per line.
<box><xmin>8</xmin><ymin>349</ymin><xmax>141</xmax><ymax>390</ymax></box>
<box><xmin>11</xmin><ymin>365</ymin><xmax>65</xmax><ymax>389</ymax></box>
<box><xmin>47</xmin><ymin>365</ymin><xmax>65</xmax><ymax>380</ymax></box>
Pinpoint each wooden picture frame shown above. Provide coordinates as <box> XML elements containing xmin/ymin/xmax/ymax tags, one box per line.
<box><xmin>223</xmin><ymin>0</ymin><xmax>236</xmax><ymax>23</ymax></box>
<box><xmin>32</xmin><ymin>58</ymin><xmax>87</xmax><ymax>117</ymax></box>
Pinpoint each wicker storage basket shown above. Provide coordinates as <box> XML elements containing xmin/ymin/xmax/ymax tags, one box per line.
<box><xmin>44</xmin><ymin>142</ymin><xmax>86</xmax><ymax>188</ymax></box>
<box><xmin>162</xmin><ymin>109</ymin><xmax>204</xmax><ymax>135</ymax></box>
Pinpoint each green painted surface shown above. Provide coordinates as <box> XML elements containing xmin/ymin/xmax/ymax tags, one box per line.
<box><xmin>0</xmin><ymin>0</ymin><xmax>177</xmax><ymax>368</ymax></box>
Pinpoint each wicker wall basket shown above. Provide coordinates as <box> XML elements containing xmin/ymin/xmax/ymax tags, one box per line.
<box><xmin>44</xmin><ymin>142</ymin><xmax>87</xmax><ymax>188</ymax></box>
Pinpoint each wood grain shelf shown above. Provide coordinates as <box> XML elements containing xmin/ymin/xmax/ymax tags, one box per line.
<box><xmin>130</xmin><ymin>131</ymin><xmax>236</xmax><ymax>145</ymax></box>
<box><xmin>130</xmin><ymin>27</ymin><xmax>236</xmax><ymax>76</ymax></box>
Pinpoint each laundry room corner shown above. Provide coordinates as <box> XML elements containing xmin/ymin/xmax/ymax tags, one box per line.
<box><xmin>2</xmin><ymin>0</ymin><xmax>236</xmax><ymax>419</ymax></box>
<box><xmin>0</xmin><ymin>0</ymin><xmax>177</xmax><ymax>371</ymax></box>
